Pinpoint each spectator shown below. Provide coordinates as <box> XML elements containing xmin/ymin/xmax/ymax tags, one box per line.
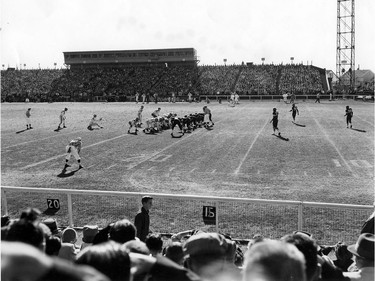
<box><xmin>42</xmin><ymin>218</ymin><xmax>63</xmax><ymax>237</ymax></box>
<box><xmin>2</xmin><ymin>241</ymin><xmax>110</xmax><ymax>281</ymax></box>
<box><xmin>92</xmin><ymin>223</ymin><xmax>113</xmax><ymax>245</ymax></box>
<box><xmin>122</xmin><ymin>239</ymin><xmax>150</xmax><ymax>255</ymax></box>
<box><xmin>45</xmin><ymin>236</ymin><xmax>62</xmax><ymax>256</ymax></box>
<box><xmin>334</xmin><ymin>242</ymin><xmax>354</xmax><ymax>272</ymax></box>
<box><xmin>145</xmin><ymin>233</ymin><xmax>163</xmax><ymax>257</ymax></box>
<box><xmin>109</xmin><ymin>219</ymin><xmax>136</xmax><ymax>244</ymax></box>
<box><xmin>76</xmin><ymin>241</ymin><xmax>131</xmax><ymax>281</ymax></box>
<box><xmin>4</xmin><ymin>209</ymin><xmax>46</xmax><ymax>252</ymax></box>
<box><xmin>164</xmin><ymin>242</ymin><xmax>184</xmax><ymax>266</ymax></box>
<box><xmin>81</xmin><ymin>225</ymin><xmax>99</xmax><ymax>250</ymax></box>
<box><xmin>183</xmin><ymin>232</ymin><xmax>239</xmax><ymax>281</ymax></box>
<box><xmin>243</xmin><ymin>239</ymin><xmax>307</xmax><ymax>281</ymax></box>
<box><xmin>361</xmin><ymin>211</ymin><xmax>374</xmax><ymax>234</ymax></box>
<box><xmin>134</xmin><ymin>196</ymin><xmax>153</xmax><ymax>242</ymax></box>
<box><xmin>344</xmin><ymin>233</ymin><xmax>374</xmax><ymax>281</ymax></box>
<box><xmin>281</xmin><ymin>232</ymin><xmax>320</xmax><ymax>281</ymax></box>
<box><xmin>58</xmin><ymin>227</ymin><xmax>79</xmax><ymax>261</ymax></box>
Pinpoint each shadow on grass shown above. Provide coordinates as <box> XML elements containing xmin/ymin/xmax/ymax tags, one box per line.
<box><xmin>273</xmin><ymin>134</ymin><xmax>289</xmax><ymax>141</ymax></box>
<box><xmin>16</xmin><ymin>129</ymin><xmax>29</xmax><ymax>134</ymax></box>
<box><xmin>292</xmin><ymin>121</ymin><xmax>306</xmax><ymax>127</ymax></box>
<box><xmin>57</xmin><ymin>169</ymin><xmax>77</xmax><ymax>178</ymax></box>
<box><xmin>351</xmin><ymin>128</ymin><xmax>366</xmax><ymax>133</ymax></box>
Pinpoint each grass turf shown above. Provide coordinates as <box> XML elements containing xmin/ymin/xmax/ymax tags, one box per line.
<box><xmin>1</xmin><ymin>99</ymin><xmax>374</xmax><ymax>243</ymax></box>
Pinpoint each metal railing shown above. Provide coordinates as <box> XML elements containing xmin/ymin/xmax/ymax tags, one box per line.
<box><xmin>1</xmin><ymin>186</ymin><xmax>373</xmax><ymax>244</ymax></box>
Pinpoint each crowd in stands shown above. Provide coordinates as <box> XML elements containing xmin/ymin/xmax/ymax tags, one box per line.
<box><xmin>279</xmin><ymin>64</ymin><xmax>323</xmax><ymax>94</ymax></box>
<box><xmin>1</xmin><ymin>63</ymin><xmax>328</xmax><ymax>102</ymax></box>
<box><xmin>1</xmin><ymin>69</ymin><xmax>64</xmax><ymax>102</ymax></box>
<box><xmin>2</xmin><ymin>207</ymin><xmax>374</xmax><ymax>281</ymax></box>
<box><xmin>235</xmin><ymin>64</ymin><xmax>279</xmax><ymax>95</ymax></box>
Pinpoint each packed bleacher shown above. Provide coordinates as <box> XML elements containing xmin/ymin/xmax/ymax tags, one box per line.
<box><xmin>2</xmin><ymin>207</ymin><xmax>374</xmax><ymax>281</ymax></box>
<box><xmin>1</xmin><ymin>63</ymin><xmax>329</xmax><ymax>102</ymax></box>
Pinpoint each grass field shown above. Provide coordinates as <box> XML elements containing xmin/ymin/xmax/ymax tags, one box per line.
<box><xmin>1</xmin><ymin>99</ymin><xmax>374</xmax><ymax>242</ymax></box>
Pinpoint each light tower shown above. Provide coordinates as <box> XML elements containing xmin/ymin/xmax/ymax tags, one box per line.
<box><xmin>336</xmin><ymin>0</ymin><xmax>355</xmax><ymax>90</ymax></box>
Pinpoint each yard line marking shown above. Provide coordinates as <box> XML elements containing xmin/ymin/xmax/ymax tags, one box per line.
<box><xmin>169</xmin><ymin>167</ymin><xmax>175</xmax><ymax>172</ymax></box>
<box><xmin>105</xmin><ymin>164</ymin><xmax>118</xmax><ymax>170</ymax></box>
<box><xmin>211</xmin><ymin>169</ymin><xmax>216</xmax><ymax>174</ymax></box>
<box><xmin>307</xmin><ymin>108</ymin><xmax>358</xmax><ymax>178</ymax></box>
<box><xmin>20</xmin><ymin>133</ymin><xmax>129</xmax><ymax>170</ymax></box>
<box><xmin>86</xmin><ymin>164</ymin><xmax>95</xmax><ymax>169</ymax></box>
<box><xmin>355</xmin><ymin>115</ymin><xmax>374</xmax><ymax>127</ymax></box>
<box><xmin>234</xmin><ymin>119</ymin><xmax>268</xmax><ymax>175</ymax></box>
<box><xmin>126</xmin><ymin>120</ymin><xmax>223</xmax><ymax>170</ymax></box>
<box><xmin>3</xmin><ymin>129</ymin><xmax>85</xmax><ymax>150</ymax></box>
<box><xmin>190</xmin><ymin>168</ymin><xmax>197</xmax><ymax>173</ymax></box>
<box><xmin>148</xmin><ymin>167</ymin><xmax>155</xmax><ymax>171</ymax></box>
<box><xmin>332</xmin><ymin>159</ymin><xmax>342</xmax><ymax>167</ymax></box>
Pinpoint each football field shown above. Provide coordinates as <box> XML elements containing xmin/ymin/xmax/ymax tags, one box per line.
<box><xmin>1</xmin><ymin>99</ymin><xmax>374</xmax><ymax>206</ymax></box>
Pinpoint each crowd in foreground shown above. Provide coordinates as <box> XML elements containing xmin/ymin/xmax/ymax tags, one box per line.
<box><xmin>1</xmin><ymin>207</ymin><xmax>374</xmax><ymax>281</ymax></box>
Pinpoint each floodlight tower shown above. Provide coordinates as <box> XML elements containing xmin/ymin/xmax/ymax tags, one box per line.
<box><xmin>336</xmin><ymin>0</ymin><xmax>355</xmax><ymax>89</ymax></box>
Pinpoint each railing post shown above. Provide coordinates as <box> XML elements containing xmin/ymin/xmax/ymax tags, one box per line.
<box><xmin>298</xmin><ymin>202</ymin><xmax>303</xmax><ymax>231</ymax></box>
<box><xmin>2</xmin><ymin>189</ymin><xmax>8</xmax><ymax>215</ymax></box>
<box><xmin>67</xmin><ymin>193</ymin><xmax>74</xmax><ymax>227</ymax></box>
<box><xmin>215</xmin><ymin>201</ymin><xmax>219</xmax><ymax>233</ymax></box>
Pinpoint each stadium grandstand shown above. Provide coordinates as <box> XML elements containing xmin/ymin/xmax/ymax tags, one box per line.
<box><xmin>1</xmin><ymin>47</ymin><xmax>373</xmax><ymax>103</ymax></box>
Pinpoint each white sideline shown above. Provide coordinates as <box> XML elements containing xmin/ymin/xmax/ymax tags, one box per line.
<box><xmin>234</xmin><ymin>119</ymin><xmax>269</xmax><ymax>175</ymax></box>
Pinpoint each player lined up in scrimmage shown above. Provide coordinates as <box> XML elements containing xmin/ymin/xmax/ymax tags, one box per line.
<box><xmin>345</xmin><ymin>105</ymin><xmax>353</xmax><ymax>128</ymax></box>
<box><xmin>270</xmin><ymin>108</ymin><xmax>281</xmax><ymax>136</ymax></box>
<box><xmin>25</xmin><ymin>108</ymin><xmax>32</xmax><ymax>130</ymax></box>
<box><xmin>87</xmin><ymin>114</ymin><xmax>103</xmax><ymax>130</ymax></box>
<box><xmin>203</xmin><ymin>106</ymin><xmax>214</xmax><ymax>128</ymax></box>
<box><xmin>290</xmin><ymin>104</ymin><xmax>299</xmax><ymax>122</ymax></box>
<box><xmin>63</xmin><ymin>137</ymin><xmax>83</xmax><ymax>170</ymax></box>
<box><xmin>57</xmin><ymin>108</ymin><xmax>68</xmax><ymax>130</ymax></box>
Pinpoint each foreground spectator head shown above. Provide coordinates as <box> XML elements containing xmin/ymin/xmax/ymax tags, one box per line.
<box><xmin>347</xmin><ymin>233</ymin><xmax>374</xmax><ymax>268</ymax></box>
<box><xmin>45</xmin><ymin>236</ymin><xmax>61</xmax><ymax>256</ymax></box>
<box><xmin>5</xmin><ymin>217</ymin><xmax>45</xmax><ymax>252</ymax></box>
<box><xmin>164</xmin><ymin>242</ymin><xmax>184</xmax><ymax>265</ymax></box>
<box><xmin>333</xmin><ymin>242</ymin><xmax>353</xmax><ymax>272</ymax></box>
<box><xmin>243</xmin><ymin>239</ymin><xmax>306</xmax><ymax>281</ymax></box>
<box><xmin>43</xmin><ymin>218</ymin><xmax>62</xmax><ymax>237</ymax></box>
<box><xmin>92</xmin><ymin>223</ymin><xmax>113</xmax><ymax>245</ymax></box>
<box><xmin>122</xmin><ymin>239</ymin><xmax>150</xmax><ymax>255</ymax></box>
<box><xmin>2</xmin><ymin>241</ymin><xmax>110</xmax><ymax>281</ymax></box>
<box><xmin>82</xmin><ymin>225</ymin><xmax>99</xmax><ymax>249</ymax></box>
<box><xmin>109</xmin><ymin>219</ymin><xmax>136</xmax><ymax>244</ymax></box>
<box><xmin>146</xmin><ymin>233</ymin><xmax>163</xmax><ymax>257</ymax></box>
<box><xmin>76</xmin><ymin>241</ymin><xmax>131</xmax><ymax>281</ymax></box>
<box><xmin>183</xmin><ymin>232</ymin><xmax>228</xmax><ymax>279</ymax></box>
<box><xmin>61</xmin><ymin>227</ymin><xmax>77</xmax><ymax>243</ymax></box>
<box><xmin>281</xmin><ymin>232</ymin><xmax>319</xmax><ymax>281</ymax></box>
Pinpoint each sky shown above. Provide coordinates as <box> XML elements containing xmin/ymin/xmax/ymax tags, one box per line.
<box><xmin>1</xmin><ymin>0</ymin><xmax>374</xmax><ymax>72</ymax></box>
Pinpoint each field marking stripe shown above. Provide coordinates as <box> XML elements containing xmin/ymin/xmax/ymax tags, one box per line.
<box><xmin>126</xmin><ymin>120</ymin><xmax>223</xmax><ymax>170</ymax></box>
<box><xmin>3</xmin><ymin>128</ymin><xmax>85</xmax><ymax>150</ymax></box>
<box><xmin>234</xmin><ymin>119</ymin><xmax>268</xmax><ymax>175</ymax></box>
<box><xmin>306</xmin><ymin>107</ymin><xmax>358</xmax><ymax>178</ymax></box>
<box><xmin>20</xmin><ymin>133</ymin><xmax>129</xmax><ymax>170</ymax></box>
<box><xmin>355</xmin><ymin>115</ymin><xmax>374</xmax><ymax>127</ymax></box>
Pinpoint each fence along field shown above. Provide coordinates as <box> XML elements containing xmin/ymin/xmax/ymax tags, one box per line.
<box><xmin>1</xmin><ymin>100</ymin><xmax>374</xmax><ymax>244</ymax></box>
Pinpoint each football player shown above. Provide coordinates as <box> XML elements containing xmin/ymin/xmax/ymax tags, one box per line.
<box><xmin>63</xmin><ymin>137</ymin><xmax>83</xmax><ymax>170</ymax></box>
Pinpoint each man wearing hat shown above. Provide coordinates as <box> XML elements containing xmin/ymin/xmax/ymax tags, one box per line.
<box><xmin>344</xmin><ymin>233</ymin><xmax>374</xmax><ymax>281</ymax></box>
<box><xmin>134</xmin><ymin>196</ymin><xmax>153</xmax><ymax>242</ymax></box>
<box><xmin>81</xmin><ymin>225</ymin><xmax>99</xmax><ymax>250</ymax></box>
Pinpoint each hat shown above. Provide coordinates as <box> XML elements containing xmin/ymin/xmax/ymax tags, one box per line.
<box><xmin>82</xmin><ymin>225</ymin><xmax>99</xmax><ymax>243</ymax></box>
<box><xmin>183</xmin><ymin>232</ymin><xmax>227</xmax><ymax>257</ymax></box>
<box><xmin>348</xmin><ymin>233</ymin><xmax>374</xmax><ymax>260</ymax></box>
<box><xmin>61</xmin><ymin>227</ymin><xmax>77</xmax><ymax>243</ymax></box>
<box><xmin>43</xmin><ymin>218</ymin><xmax>61</xmax><ymax>235</ymax></box>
